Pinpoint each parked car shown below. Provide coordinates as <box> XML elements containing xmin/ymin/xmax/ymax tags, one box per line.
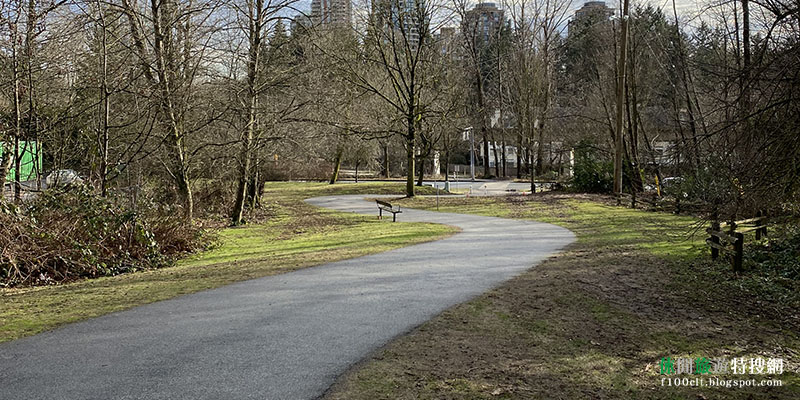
<box><xmin>45</xmin><ymin>169</ymin><xmax>83</xmax><ymax>188</ymax></box>
<box><xmin>661</xmin><ymin>176</ymin><xmax>685</xmax><ymax>189</ymax></box>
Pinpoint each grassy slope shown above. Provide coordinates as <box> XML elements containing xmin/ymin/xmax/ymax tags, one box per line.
<box><xmin>0</xmin><ymin>182</ymin><xmax>456</xmax><ymax>343</ymax></box>
<box><xmin>327</xmin><ymin>194</ymin><xmax>799</xmax><ymax>400</ymax></box>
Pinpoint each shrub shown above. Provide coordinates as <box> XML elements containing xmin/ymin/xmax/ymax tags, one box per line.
<box><xmin>0</xmin><ymin>187</ymin><xmax>213</xmax><ymax>287</ymax></box>
<box><xmin>571</xmin><ymin>142</ymin><xmax>613</xmax><ymax>193</ymax></box>
<box><xmin>745</xmin><ymin>224</ymin><xmax>800</xmax><ymax>280</ymax></box>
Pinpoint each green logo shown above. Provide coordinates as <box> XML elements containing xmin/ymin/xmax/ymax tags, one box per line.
<box><xmin>695</xmin><ymin>357</ymin><xmax>711</xmax><ymax>374</ymax></box>
<box><xmin>660</xmin><ymin>357</ymin><xmax>675</xmax><ymax>375</ymax></box>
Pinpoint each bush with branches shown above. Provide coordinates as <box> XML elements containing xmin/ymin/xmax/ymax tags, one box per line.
<box><xmin>0</xmin><ymin>187</ymin><xmax>213</xmax><ymax>287</ymax></box>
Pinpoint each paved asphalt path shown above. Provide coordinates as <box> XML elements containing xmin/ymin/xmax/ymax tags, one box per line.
<box><xmin>0</xmin><ymin>195</ymin><xmax>574</xmax><ymax>400</ymax></box>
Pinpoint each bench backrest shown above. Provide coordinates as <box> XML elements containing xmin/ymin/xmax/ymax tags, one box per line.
<box><xmin>376</xmin><ymin>200</ymin><xmax>398</xmax><ymax>211</ymax></box>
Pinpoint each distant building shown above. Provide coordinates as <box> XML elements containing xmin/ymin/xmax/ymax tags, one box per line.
<box><xmin>574</xmin><ymin>1</ymin><xmax>614</xmax><ymax>19</ymax></box>
<box><xmin>462</xmin><ymin>2</ymin><xmax>504</xmax><ymax>44</ymax></box>
<box><xmin>480</xmin><ymin>143</ymin><xmax>519</xmax><ymax>168</ymax></box>
<box><xmin>290</xmin><ymin>14</ymin><xmax>312</xmax><ymax>35</ymax></box>
<box><xmin>435</xmin><ymin>26</ymin><xmax>458</xmax><ymax>56</ymax></box>
<box><xmin>310</xmin><ymin>0</ymin><xmax>352</xmax><ymax>27</ymax></box>
<box><xmin>372</xmin><ymin>0</ymin><xmax>427</xmax><ymax>48</ymax></box>
<box><xmin>568</xmin><ymin>1</ymin><xmax>614</xmax><ymax>34</ymax></box>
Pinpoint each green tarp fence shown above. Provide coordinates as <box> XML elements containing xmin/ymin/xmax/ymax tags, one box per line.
<box><xmin>0</xmin><ymin>141</ymin><xmax>42</xmax><ymax>182</ymax></box>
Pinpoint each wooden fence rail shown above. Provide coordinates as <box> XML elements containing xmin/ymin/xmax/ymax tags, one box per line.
<box><xmin>706</xmin><ymin>212</ymin><xmax>767</xmax><ymax>271</ymax></box>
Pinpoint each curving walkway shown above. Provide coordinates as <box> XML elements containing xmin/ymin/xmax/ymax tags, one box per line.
<box><xmin>0</xmin><ymin>195</ymin><xmax>574</xmax><ymax>400</ymax></box>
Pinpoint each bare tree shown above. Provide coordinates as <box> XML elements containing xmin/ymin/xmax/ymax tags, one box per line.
<box><xmin>326</xmin><ymin>0</ymin><xmax>450</xmax><ymax>197</ymax></box>
<box><xmin>504</xmin><ymin>0</ymin><xmax>572</xmax><ymax>192</ymax></box>
<box><xmin>121</xmin><ymin>0</ymin><xmax>224</xmax><ymax>220</ymax></box>
<box><xmin>230</xmin><ymin>0</ymin><xmax>298</xmax><ymax>225</ymax></box>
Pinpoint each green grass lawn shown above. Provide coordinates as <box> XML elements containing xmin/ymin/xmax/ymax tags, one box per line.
<box><xmin>327</xmin><ymin>193</ymin><xmax>799</xmax><ymax>400</ymax></box>
<box><xmin>0</xmin><ymin>182</ymin><xmax>456</xmax><ymax>343</ymax></box>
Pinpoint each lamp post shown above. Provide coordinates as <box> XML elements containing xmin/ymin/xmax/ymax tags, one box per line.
<box><xmin>465</xmin><ymin>126</ymin><xmax>475</xmax><ymax>181</ymax></box>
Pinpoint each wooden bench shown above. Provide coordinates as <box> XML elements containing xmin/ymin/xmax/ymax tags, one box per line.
<box><xmin>376</xmin><ymin>200</ymin><xmax>402</xmax><ymax>222</ymax></box>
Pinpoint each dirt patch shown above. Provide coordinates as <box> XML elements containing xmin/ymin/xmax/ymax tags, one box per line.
<box><xmin>274</xmin><ymin>201</ymin><xmax>357</xmax><ymax>240</ymax></box>
<box><xmin>326</xmin><ymin>195</ymin><xmax>799</xmax><ymax>400</ymax></box>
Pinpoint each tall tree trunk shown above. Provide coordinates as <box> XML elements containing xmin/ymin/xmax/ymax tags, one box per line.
<box><xmin>472</xmin><ymin>62</ymin><xmax>490</xmax><ymax>179</ymax></box>
<box><xmin>248</xmin><ymin>152</ymin><xmax>260</xmax><ymax>209</ymax></box>
<box><xmin>406</xmin><ymin>115</ymin><xmax>415</xmax><ymax>197</ymax></box>
<box><xmin>491</xmin><ymin>132</ymin><xmax>500</xmax><ymax>178</ymax></box>
<box><xmin>625</xmin><ymin>62</ymin><xmax>643</xmax><ymax>193</ymax></box>
<box><xmin>444</xmin><ymin>147</ymin><xmax>450</xmax><ymax>182</ymax></box>
<box><xmin>671</xmin><ymin>0</ymin><xmax>700</xmax><ymax>169</ymax></box>
<box><xmin>528</xmin><ymin>135</ymin><xmax>535</xmax><ymax>193</ymax></box>
<box><xmin>537</xmin><ymin>46</ymin><xmax>553</xmax><ymax>180</ymax></box>
<box><xmin>15</xmin><ymin>0</ymin><xmax>38</xmax><ymax>202</ymax></box>
<box><xmin>501</xmin><ymin>139</ymin><xmax>507</xmax><ymax>178</ymax></box>
<box><xmin>516</xmin><ymin>131</ymin><xmax>522</xmax><ymax>179</ymax></box>
<box><xmin>97</xmin><ymin>2</ymin><xmax>111</xmax><ymax>197</ymax></box>
<box><xmin>0</xmin><ymin>144</ymin><xmax>11</xmax><ymax>193</ymax></box>
<box><xmin>232</xmin><ymin>121</ymin><xmax>254</xmax><ymax>223</ymax></box>
<box><xmin>173</xmin><ymin>147</ymin><xmax>193</xmax><ymax>220</ymax></box>
<box><xmin>121</xmin><ymin>0</ymin><xmax>155</xmax><ymax>83</ymax></box>
<box><xmin>416</xmin><ymin>154</ymin><xmax>424</xmax><ymax>186</ymax></box>
<box><xmin>535</xmin><ymin>128</ymin><xmax>543</xmax><ymax>176</ymax></box>
<box><xmin>383</xmin><ymin>142</ymin><xmax>390</xmax><ymax>178</ymax></box>
<box><xmin>741</xmin><ymin>0</ymin><xmax>751</xmax><ymax>121</ymax></box>
<box><xmin>152</xmin><ymin>0</ymin><xmax>193</xmax><ymax>220</ymax></box>
<box><xmin>497</xmin><ymin>47</ymin><xmax>507</xmax><ymax>179</ymax></box>
<box><xmin>614</xmin><ymin>0</ymin><xmax>631</xmax><ymax>195</ymax></box>
<box><xmin>329</xmin><ymin>148</ymin><xmax>342</xmax><ymax>184</ymax></box>
<box><xmin>14</xmin><ymin>135</ymin><xmax>21</xmax><ymax>202</ymax></box>
<box><xmin>232</xmin><ymin>0</ymin><xmax>262</xmax><ymax>225</ymax></box>
<box><xmin>2</xmin><ymin>25</ymin><xmax>21</xmax><ymax>195</ymax></box>
<box><xmin>480</xmin><ymin>129</ymin><xmax>488</xmax><ymax>177</ymax></box>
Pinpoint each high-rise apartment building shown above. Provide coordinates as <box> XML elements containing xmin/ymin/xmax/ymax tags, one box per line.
<box><xmin>574</xmin><ymin>1</ymin><xmax>614</xmax><ymax>19</ymax></box>
<box><xmin>462</xmin><ymin>2</ymin><xmax>504</xmax><ymax>44</ymax></box>
<box><xmin>435</xmin><ymin>27</ymin><xmax>457</xmax><ymax>56</ymax></box>
<box><xmin>372</xmin><ymin>0</ymin><xmax>426</xmax><ymax>48</ymax></box>
<box><xmin>310</xmin><ymin>0</ymin><xmax>353</xmax><ymax>27</ymax></box>
<box><xmin>568</xmin><ymin>1</ymin><xmax>614</xmax><ymax>34</ymax></box>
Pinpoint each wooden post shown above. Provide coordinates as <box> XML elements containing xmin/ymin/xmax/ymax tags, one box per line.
<box><xmin>755</xmin><ymin>211</ymin><xmax>765</xmax><ymax>240</ymax></box>
<box><xmin>733</xmin><ymin>232</ymin><xmax>744</xmax><ymax>271</ymax></box>
<box><xmin>710</xmin><ymin>207</ymin><xmax>719</xmax><ymax>260</ymax></box>
<box><xmin>710</xmin><ymin>220</ymin><xmax>720</xmax><ymax>260</ymax></box>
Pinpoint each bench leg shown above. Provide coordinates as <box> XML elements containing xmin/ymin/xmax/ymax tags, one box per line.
<box><xmin>393</xmin><ymin>213</ymin><xmax>396</xmax><ymax>222</ymax></box>
<box><xmin>378</xmin><ymin>208</ymin><xmax>382</xmax><ymax>220</ymax></box>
